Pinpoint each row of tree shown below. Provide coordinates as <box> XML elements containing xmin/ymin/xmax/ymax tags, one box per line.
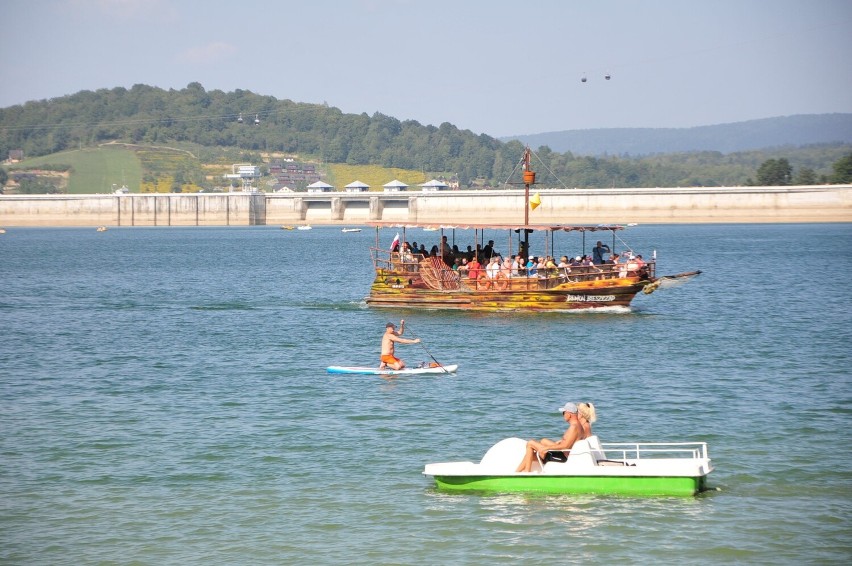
<box><xmin>751</xmin><ymin>156</ymin><xmax>852</xmax><ymax>186</ymax></box>
<box><xmin>1</xmin><ymin>82</ymin><xmax>851</xmax><ymax>188</ymax></box>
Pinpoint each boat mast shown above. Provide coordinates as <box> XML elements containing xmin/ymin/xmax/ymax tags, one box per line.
<box><xmin>522</xmin><ymin>147</ymin><xmax>535</xmax><ymax>258</ymax></box>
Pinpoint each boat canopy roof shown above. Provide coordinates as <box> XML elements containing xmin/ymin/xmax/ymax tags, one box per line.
<box><xmin>369</xmin><ymin>222</ymin><xmax>625</xmax><ymax>232</ymax></box>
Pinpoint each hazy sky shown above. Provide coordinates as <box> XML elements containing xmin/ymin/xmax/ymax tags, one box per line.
<box><xmin>2</xmin><ymin>0</ymin><xmax>851</xmax><ymax>137</ymax></box>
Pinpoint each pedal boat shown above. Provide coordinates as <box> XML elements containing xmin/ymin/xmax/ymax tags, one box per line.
<box><xmin>423</xmin><ymin>436</ymin><xmax>713</xmax><ymax>496</ymax></box>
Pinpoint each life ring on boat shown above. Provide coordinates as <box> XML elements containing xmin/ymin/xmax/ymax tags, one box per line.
<box><xmin>476</xmin><ymin>274</ymin><xmax>491</xmax><ymax>290</ymax></box>
<box><xmin>493</xmin><ymin>272</ymin><xmax>509</xmax><ymax>291</ymax></box>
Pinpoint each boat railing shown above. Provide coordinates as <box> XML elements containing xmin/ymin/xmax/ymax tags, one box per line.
<box><xmin>371</xmin><ymin>247</ymin><xmax>657</xmax><ymax>287</ymax></box>
<box><xmin>371</xmin><ymin>248</ymin><xmax>427</xmax><ymax>273</ymax></box>
<box><xmin>600</xmin><ymin>441</ymin><xmax>709</xmax><ymax>461</ymax></box>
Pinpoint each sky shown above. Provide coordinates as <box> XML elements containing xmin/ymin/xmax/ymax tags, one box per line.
<box><xmin>2</xmin><ymin>0</ymin><xmax>851</xmax><ymax>138</ymax></box>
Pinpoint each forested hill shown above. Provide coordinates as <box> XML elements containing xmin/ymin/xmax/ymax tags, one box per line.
<box><xmin>1</xmin><ymin>83</ymin><xmax>851</xmax><ymax>189</ymax></box>
<box><xmin>0</xmin><ymin>83</ymin><xmax>506</xmax><ymax>186</ymax></box>
<box><xmin>502</xmin><ymin>114</ymin><xmax>852</xmax><ymax>156</ymax></box>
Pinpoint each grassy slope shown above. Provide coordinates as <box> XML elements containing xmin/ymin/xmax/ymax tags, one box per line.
<box><xmin>325</xmin><ymin>163</ymin><xmax>430</xmax><ymax>190</ymax></box>
<box><xmin>15</xmin><ymin>147</ymin><xmax>432</xmax><ymax>194</ymax></box>
<box><xmin>19</xmin><ymin>147</ymin><xmax>143</xmax><ymax>194</ymax></box>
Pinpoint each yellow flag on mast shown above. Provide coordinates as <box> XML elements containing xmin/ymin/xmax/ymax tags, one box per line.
<box><xmin>530</xmin><ymin>193</ymin><xmax>541</xmax><ymax>210</ymax></box>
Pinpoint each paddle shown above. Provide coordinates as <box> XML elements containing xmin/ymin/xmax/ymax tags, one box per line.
<box><xmin>405</xmin><ymin>324</ymin><xmax>449</xmax><ymax>374</ymax></box>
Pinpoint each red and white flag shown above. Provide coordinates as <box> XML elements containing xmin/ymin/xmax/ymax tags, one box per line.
<box><xmin>390</xmin><ymin>232</ymin><xmax>400</xmax><ymax>251</ymax></box>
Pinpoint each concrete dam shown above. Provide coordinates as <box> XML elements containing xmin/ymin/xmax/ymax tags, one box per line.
<box><xmin>1</xmin><ymin>185</ymin><xmax>850</xmax><ymax>227</ymax></box>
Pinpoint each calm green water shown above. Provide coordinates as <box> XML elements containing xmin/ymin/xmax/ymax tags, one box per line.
<box><xmin>1</xmin><ymin>224</ymin><xmax>850</xmax><ymax>564</ymax></box>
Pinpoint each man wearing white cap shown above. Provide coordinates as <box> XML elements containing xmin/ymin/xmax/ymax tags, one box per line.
<box><xmin>515</xmin><ymin>402</ymin><xmax>581</xmax><ymax>473</ymax></box>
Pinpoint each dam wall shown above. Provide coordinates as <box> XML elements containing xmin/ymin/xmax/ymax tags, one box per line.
<box><xmin>1</xmin><ymin>185</ymin><xmax>850</xmax><ymax>227</ymax></box>
<box><xmin>0</xmin><ymin>193</ymin><xmax>267</xmax><ymax>227</ymax></box>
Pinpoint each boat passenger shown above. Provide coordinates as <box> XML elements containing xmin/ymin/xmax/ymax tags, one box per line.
<box><xmin>486</xmin><ymin>257</ymin><xmax>501</xmax><ymax>279</ymax></box>
<box><xmin>592</xmin><ymin>241</ymin><xmax>611</xmax><ymax>265</ymax></box>
<box><xmin>467</xmin><ymin>256</ymin><xmax>482</xmax><ymax>280</ymax></box>
<box><xmin>440</xmin><ymin>236</ymin><xmax>453</xmax><ymax>266</ymax></box>
<box><xmin>625</xmin><ymin>254</ymin><xmax>640</xmax><ymax>276</ymax></box>
<box><xmin>577</xmin><ymin>402</ymin><xmax>597</xmax><ymax>439</ymax></box>
<box><xmin>634</xmin><ymin>254</ymin><xmax>648</xmax><ymax>278</ymax></box>
<box><xmin>515</xmin><ymin>402</ymin><xmax>582</xmax><ymax>473</ymax></box>
<box><xmin>581</xmin><ymin>256</ymin><xmax>602</xmax><ymax>279</ymax></box>
<box><xmin>557</xmin><ymin>256</ymin><xmax>572</xmax><ymax>277</ymax></box>
<box><xmin>457</xmin><ymin>258</ymin><xmax>469</xmax><ymax>274</ymax></box>
<box><xmin>379</xmin><ymin>320</ymin><xmax>420</xmax><ymax>371</ymax></box>
<box><xmin>481</xmin><ymin>240</ymin><xmax>495</xmax><ymax>260</ymax></box>
<box><xmin>603</xmin><ymin>253</ymin><xmax>619</xmax><ymax>279</ymax></box>
<box><xmin>513</xmin><ymin>255</ymin><xmax>526</xmax><ymax>277</ymax></box>
<box><xmin>501</xmin><ymin>257</ymin><xmax>514</xmax><ymax>277</ymax></box>
<box><xmin>526</xmin><ymin>256</ymin><xmax>537</xmax><ymax>277</ymax></box>
<box><xmin>401</xmin><ymin>242</ymin><xmax>414</xmax><ymax>264</ymax></box>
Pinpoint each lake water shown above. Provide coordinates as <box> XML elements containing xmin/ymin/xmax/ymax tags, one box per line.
<box><xmin>1</xmin><ymin>223</ymin><xmax>850</xmax><ymax>564</ymax></box>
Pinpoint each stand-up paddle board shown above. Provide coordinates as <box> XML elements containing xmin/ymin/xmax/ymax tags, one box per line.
<box><xmin>327</xmin><ymin>364</ymin><xmax>458</xmax><ymax>376</ymax></box>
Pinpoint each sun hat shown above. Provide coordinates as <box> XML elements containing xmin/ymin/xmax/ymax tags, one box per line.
<box><xmin>558</xmin><ymin>402</ymin><xmax>578</xmax><ymax>414</ymax></box>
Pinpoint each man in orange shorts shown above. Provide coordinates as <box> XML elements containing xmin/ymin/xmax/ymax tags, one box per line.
<box><xmin>380</xmin><ymin>320</ymin><xmax>420</xmax><ymax>370</ymax></box>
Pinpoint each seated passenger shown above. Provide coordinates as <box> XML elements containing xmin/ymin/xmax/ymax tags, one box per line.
<box><xmin>526</xmin><ymin>256</ymin><xmax>538</xmax><ymax>277</ymax></box>
<box><xmin>468</xmin><ymin>256</ymin><xmax>482</xmax><ymax>279</ymax></box>
<box><xmin>486</xmin><ymin>257</ymin><xmax>501</xmax><ymax>279</ymax></box>
<box><xmin>544</xmin><ymin>255</ymin><xmax>558</xmax><ymax>275</ymax></box>
<box><xmin>634</xmin><ymin>254</ymin><xmax>649</xmax><ymax>278</ymax></box>
<box><xmin>401</xmin><ymin>242</ymin><xmax>414</xmax><ymax>263</ymax></box>
<box><xmin>516</xmin><ymin>402</ymin><xmax>582</xmax><ymax>473</ymax></box>
<box><xmin>625</xmin><ymin>254</ymin><xmax>640</xmax><ymax>276</ymax></box>
<box><xmin>581</xmin><ymin>255</ymin><xmax>602</xmax><ymax>278</ymax></box>
<box><xmin>577</xmin><ymin>402</ymin><xmax>597</xmax><ymax>439</ymax></box>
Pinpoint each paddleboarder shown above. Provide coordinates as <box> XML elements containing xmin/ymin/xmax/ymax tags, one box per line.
<box><xmin>379</xmin><ymin>320</ymin><xmax>420</xmax><ymax>370</ymax></box>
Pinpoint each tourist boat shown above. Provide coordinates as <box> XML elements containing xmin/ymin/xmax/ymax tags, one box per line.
<box><xmin>423</xmin><ymin>435</ymin><xmax>713</xmax><ymax>496</ymax></box>
<box><xmin>342</xmin><ymin>227</ymin><xmax>362</xmax><ymax>233</ymax></box>
<box><xmin>297</xmin><ymin>225</ymin><xmax>313</xmax><ymax>231</ymax></box>
<box><xmin>365</xmin><ymin>149</ymin><xmax>699</xmax><ymax>312</ymax></box>
<box><xmin>96</xmin><ymin>225</ymin><xmax>108</xmax><ymax>232</ymax></box>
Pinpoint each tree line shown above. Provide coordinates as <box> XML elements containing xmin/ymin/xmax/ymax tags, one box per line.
<box><xmin>1</xmin><ymin>82</ymin><xmax>851</xmax><ymax>189</ymax></box>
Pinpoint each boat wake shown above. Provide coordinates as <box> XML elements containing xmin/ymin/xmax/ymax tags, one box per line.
<box><xmin>190</xmin><ymin>302</ymin><xmax>257</xmax><ymax>311</ymax></box>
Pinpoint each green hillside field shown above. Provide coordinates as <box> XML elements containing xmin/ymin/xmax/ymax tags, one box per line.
<box><xmin>323</xmin><ymin>163</ymin><xmax>431</xmax><ymax>189</ymax></box>
<box><xmin>12</xmin><ymin>145</ymin><xmax>434</xmax><ymax>194</ymax></box>
<box><xmin>15</xmin><ymin>146</ymin><xmax>142</xmax><ymax>194</ymax></box>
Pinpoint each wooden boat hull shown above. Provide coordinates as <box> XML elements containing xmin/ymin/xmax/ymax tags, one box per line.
<box><xmin>367</xmin><ymin>269</ymin><xmax>648</xmax><ymax>311</ymax></box>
